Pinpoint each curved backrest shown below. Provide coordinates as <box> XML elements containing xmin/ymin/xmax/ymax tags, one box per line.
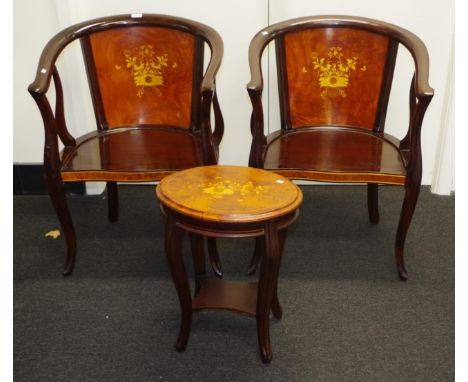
<box><xmin>279</xmin><ymin>27</ymin><xmax>395</xmax><ymax>131</ymax></box>
<box><xmin>83</xmin><ymin>26</ymin><xmax>200</xmax><ymax>129</ymax></box>
<box><xmin>29</xmin><ymin>14</ymin><xmax>223</xmax><ymax>131</ymax></box>
<box><xmin>248</xmin><ymin>16</ymin><xmax>432</xmax><ymax>133</ymax></box>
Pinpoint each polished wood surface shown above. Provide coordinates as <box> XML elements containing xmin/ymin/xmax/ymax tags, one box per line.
<box><xmin>60</xmin><ymin>127</ymin><xmax>202</xmax><ymax>181</ymax></box>
<box><xmin>247</xmin><ymin>16</ymin><xmax>434</xmax><ymax>280</ymax></box>
<box><xmin>263</xmin><ymin>127</ymin><xmax>406</xmax><ymax>185</ymax></box>
<box><xmin>192</xmin><ymin>277</ymin><xmax>258</xmax><ymax>316</ymax></box>
<box><xmin>159</xmin><ymin>165</ymin><xmax>303</xmax><ymax>363</ymax></box>
<box><xmin>284</xmin><ymin>28</ymin><xmax>389</xmax><ymax>130</ymax></box>
<box><xmin>88</xmin><ymin>27</ymin><xmax>195</xmax><ymax>128</ymax></box>
<box><xmin>156</xmin><ymin>165</ymin><xmax>303</xmax><ymax>223</ymax></box>
<box><xmin>28</xmin><ymin>14</ymin><xmax>224</xmax><ymax>275</ymax></box>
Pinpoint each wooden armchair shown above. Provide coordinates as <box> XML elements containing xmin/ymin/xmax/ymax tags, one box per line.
<box><xmin>247</xmin><ymin>16</ymin><xmax>434</xmax><ymax>280</ymax></box>
<box><xmin>29</xmin><ymin>14</ymin><xmax>224</xmax><ymax>275</ymax></box>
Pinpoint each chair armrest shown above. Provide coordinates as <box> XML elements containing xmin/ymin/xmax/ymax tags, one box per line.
<box><xmin>200</xmin><ymin>25</ymin><xmax>224</xmax><ymax>94</ymax></box>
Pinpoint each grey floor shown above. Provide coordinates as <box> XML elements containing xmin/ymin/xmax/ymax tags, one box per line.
<box><xmin>14</xmin><ymin>185</ymin><xmax>454</xmax><ymax>381</ymax></box>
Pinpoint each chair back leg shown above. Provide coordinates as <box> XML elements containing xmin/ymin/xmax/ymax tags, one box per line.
<box><xmin>367</xmin><ymin>184</ymin><xmax>380</xmax><ymax>224</ymax></box>
<box><xmin>107</xmin><ymin>182</ymin><xmax>119</xmax><ymax>222</ymax></box>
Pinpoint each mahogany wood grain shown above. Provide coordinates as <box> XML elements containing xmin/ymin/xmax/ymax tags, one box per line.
<box><xmin>87</xmin><ymin>27</ymin><xmax>195</xmax><ymax>129</ymax></box>
<box><xmin>283</xmin><ymin>28</ymin><xmax>389</xmax><ymax>130</ymax></box>
<box><xmin>263</xmin><ymin>127</ymin><xmax>406</xmax><ymax>185</ymax></box>
<box><xmin>60</xmin><ymin>127</ymin><xmax>203</xmax><ymax>181</ymax></box>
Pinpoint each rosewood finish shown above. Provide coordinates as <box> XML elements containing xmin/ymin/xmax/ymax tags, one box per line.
<box><xmin>247</xmin><ymin>16</ymin><xmax>434</xmax><ymax>280</ymax></box>
<box><xmin>157</xmin><ymin>165</ymin><xmax>302</xmax><ymax>363</ymax></box>
<box><xmin>29</xmin><ymin>14</ymin><xmax>225</xmax><ymax>275</ymax></box>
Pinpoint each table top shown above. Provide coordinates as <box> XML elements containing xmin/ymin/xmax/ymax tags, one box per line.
<box><xmin>156</xmin><ymin>165</ymin><xmax>303</xmax><ymax>223</ymax></box>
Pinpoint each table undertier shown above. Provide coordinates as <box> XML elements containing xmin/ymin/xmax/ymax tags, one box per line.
<box><xmin>192</xmin><ymin>277</ymin><xmax>258</xmax><ymax>317</ymax></box>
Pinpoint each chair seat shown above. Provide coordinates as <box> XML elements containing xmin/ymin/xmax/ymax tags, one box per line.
<box><xmin>263</xmin><ymin>127</ymin><xmax>407</xmax><ymax>185</ymax></box>
<box><xmin>60</xmin><ymin>126</ymin><xmax>203</xmax><ymax>182</ymax></box>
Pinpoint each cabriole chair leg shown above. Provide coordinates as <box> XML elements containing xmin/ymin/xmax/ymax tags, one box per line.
<box><xmin>45</xmin><ymin>175</ymin><xmax>77</xmax><ymax>276</ymax></box>
<box><xmin>395</xmin><ymin>183</ymin><xmax>421</xmax><ymax>281</ymax></box>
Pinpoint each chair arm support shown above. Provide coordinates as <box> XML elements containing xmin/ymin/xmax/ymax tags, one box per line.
<box><xmin>400</xmin><ymin>72</ymin><xmax>434</xmax><ymax>151</ymax></box>
<box><xmin>212</xmin><ymin>87</ymin><xmax>224</xmax><ymax>149</ymax></box>
<box><xmin>29</xmin><ymin>91</ymin><xmax>62</xmax><ymax>177</ymax></box>
<box><xmin>248</xmin><ymin>89</ymin><xmax>266</xmax><ymax>168</ymax></box>
<box><xmin>403</xmin><ymin>93</ymin><xmax>433</xmax><ymax>185</ymax></box>
<box><xmin>200</xmin><ymin>90</ymin><xmax>217</xmax><ymax>165</ymax></box>
<box><xmin>51</xmin><ymin>68</ymin><xmax>76</xmax><ymax>147</ymax></box>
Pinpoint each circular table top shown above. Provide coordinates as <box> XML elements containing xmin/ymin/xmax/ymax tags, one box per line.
<box><xmin>156</xmin><ymin>165</ymin><xmax>303</xmax><ymax>223</ymax></box>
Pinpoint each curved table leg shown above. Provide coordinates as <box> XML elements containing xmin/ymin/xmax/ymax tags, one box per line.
<box><xmin>247</xmin><ymin>236</ymin><xmax>262</xmax><ymax>275</ymax></box>
<box><xmin>271</xmin><ymin>228</ymin><xmax>287</xmax><ymax>320</ymax></box>
<box><xmin>189</xmin><ymin>233</ymin><xmax>206</xmax><ymax>294</ymax></box>
<box><xmin>165</xmin><ymin>212</ymin><xmax>192</xmax><ymax>351</ymax></box>
<box><xmin>207</xmin><ymin>238</ymin><xmax>223</xmax><ymax>278</ymax></box>
<box><xmin>257</xmin><ymin>220</ymin><xmax>281</xmax><ymax>363</ymax></box>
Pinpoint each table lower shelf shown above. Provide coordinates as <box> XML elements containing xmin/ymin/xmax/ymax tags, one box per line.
<box><xmin>192</xmin><ymin>276</ymin><xmax>258</xmax><ymax>317</ymax></box>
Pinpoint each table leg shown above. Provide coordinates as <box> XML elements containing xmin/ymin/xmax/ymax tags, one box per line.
<box><xmin>164</xmin><ymin>212</ymin><xmax>192</xmax><ymax>352</ymax></box>
<box><xmin>257</xmin><ymin>220</ymin><xmax>281</xmax><ymax>363</ymax></box>
<box><xmin>207</xmin><ymin>238</ymin><xmax>223</xmax><ymax>278</ymax></box>
<box><xmin>247</xmin><ymin>237</ymin><xmax>262</xmax><ymax>275</ymax></box>
<box><xmin>270</xmin><ymin>228</ymin><xmax>287</xmax><ymax>320</ymax></box>
<box><xmin>189</xmin><ymin>233</ymin><xmax>206</xmax><ymax>294</ymax></box>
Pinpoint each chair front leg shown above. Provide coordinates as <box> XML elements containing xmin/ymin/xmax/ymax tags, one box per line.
<box><xmin>44</xmin><ymin>174</ymin><xmax>77</xmax><ymax>276</ymax></box>
<box><xmin>395</xmin><ymin>182</ymin><xmax>421</xmax><ymax>281</ymax></box>
<box><xmin>106</xmin><ymin>182</ymin><xmax>119</xmax><ymax>222</ymax></box>
<box><xmin>367</xmin><ymin>184</ymin><xmax>380</xmax><ymax>224</ymax></box>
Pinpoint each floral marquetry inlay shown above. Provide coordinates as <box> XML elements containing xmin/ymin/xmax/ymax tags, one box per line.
<box><xmin>302</xmin><ymin>46</ymin><xmax>367</xmax><ymax>99</ymax></box>
<box><xmin>202</xmin><ymin>179</ymin><xmax>270</xmax><ymax>199</ymax></box>
<box><xmin>115</xmin><ymin>45</ymin><xmax>177</xmax><ymax>97</ymax></box>
<box><xmin>156</xmin><ymin>166</ymin><xmax>303</xmax><ymax>223</ymax></box>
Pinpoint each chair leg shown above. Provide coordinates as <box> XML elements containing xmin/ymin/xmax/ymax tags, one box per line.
<box><xmin>395</xmin><ymin>183</ymin><xmax>421</xmax><ymax>281</ymax></box>
<box><xmin>367</xmin><ymin>184</ymin><xmax>380</xmax><ymax>224</ymax></box>
<box><xmin>207</xmin><ymin>238</ymin><xmax>223</xmax><ymax>278</ymax></box>
<box><xmin>44</xmin><ymin>175</ymin><xmax>77</xmax><ymax>276</ymax></box>
<box><xmin>107</xmin><ymin>182</ymin><xmax>119</xmax><ymax>222</ymax></box>
<box><xmin>247</xmin><ymin>236</ymin><xmax>262</xmax><ymax>275</ymax></box>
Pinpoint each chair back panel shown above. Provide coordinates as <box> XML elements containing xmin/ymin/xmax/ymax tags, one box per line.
<box><xmin>85</xmin><ymin>26</ymin><xmax>196</xmax><ymax>129</ymax></box>
<box><xmin>281</xmin><ymin>27</ymin><xmax>391</xmax><ymax>130</ymax></box>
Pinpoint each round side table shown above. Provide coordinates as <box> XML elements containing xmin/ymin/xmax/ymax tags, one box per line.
<box><xmin>156</xmin><ymin>165</ymin><xmax>303</xmax><ymax>363</ymax></box>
